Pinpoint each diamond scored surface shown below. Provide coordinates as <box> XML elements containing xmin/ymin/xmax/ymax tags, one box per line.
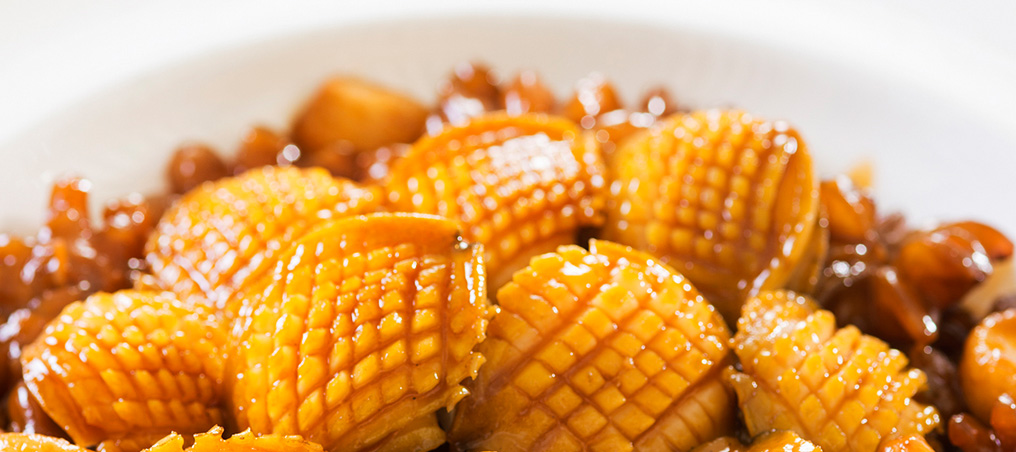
<box><xmin>604</xmin><ymin>110</ymin><xmax>818</xmax><ymax>322</ymax></box>
<box><xmin>21</xmin><ymin>290</ymin><xmax>226</xmax><ymax>451</ymax></box>
<box><xmin>449</xmin><ymin>239</ymin><xmax>734</xmax><ymax>452</ymax></box>
<box><xmin>384</xmin><ymin>112</ymin><xmax>605</xmax><ymax>289</ymax></box>
<box><xmin>228</xmin><ymin>213</ymin><xmax>490</xmax><ymax>452</ymax></box>
<box><xmin>146</xmin><ymin>166</ymin><xmax>382</xmax><ymax>310</ymax></box>
<box><xmin>728</xmin><ymin>291</ymin><xmax>940</xmax><ymax>452</ymax></box>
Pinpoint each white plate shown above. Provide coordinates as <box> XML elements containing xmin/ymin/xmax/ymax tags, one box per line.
<box><xmin>2</xmin><ymin>4</ymin><xmax>1016</xmax><ymax>234</ymax></box>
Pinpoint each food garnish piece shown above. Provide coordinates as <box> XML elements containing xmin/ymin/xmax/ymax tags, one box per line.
<box><xmin>143</xmin><ymin>426</ymin><xmax>323</xmax><ymax>452</ymax></box>
<box><xmin>146</xmin><ymin>166</ymin><xmax>381</xmax><ymax>310</ymax></box>
<box><xmin>385</xmin><ymin>112</ymin><xmax>606</xmax><ymax>289</ymax></box>
<box><xmin>448</xmin><ymin>239</ymin><xmax>734</xmax><ymax>452</ymax></box>
<box><xmin>603</xmin><ymin>110</ymin><xmax>819</xmax><ymax>322</ymax></box>
<box><xmin>960</xmin><ymin>308</ymin><xmax>1016</xmax><ymax>422</ymax></box>
<box><xmin>691</xmin><ymin>431</ymin><xmax>823</xmax><ymax>452</ymax></box>
<box><xmin>228</xmin><ymin>213</ymin><xmax>491</xmax><ymax>452</ymax></box>
<box><xmin>291</xmin><ymin>76</ymin><xmax>428</xmax><ymax>153</ymax></box>
<box><xmin>0</xmin><ymin>432</ymin><xmax>88</xmax><ymax>452</ymax></box>
<box><xmin>728</xmin><ymin>290</ymin><xmax>940</xmax><ymax>452</ymax></box>
<box><xmin>21</xmin><ymin>290</ymin><xmax>226</xmax><ymax>451</ymax></box>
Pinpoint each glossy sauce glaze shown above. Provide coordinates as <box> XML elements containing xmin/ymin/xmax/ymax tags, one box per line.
<box><xmin>0</xmin><ymin>62</ymin><xmax>1013</xmax><ymax>452</ymax></box>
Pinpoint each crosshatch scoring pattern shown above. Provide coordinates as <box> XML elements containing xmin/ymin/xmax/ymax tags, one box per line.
<box><xmin>728</xmin><ymin>291</ymin><xmax>940</xmax><ymax>452</ymax></box>
<box><xmin>147</xmin><ymin>166</ymin><xmax>382</xmax><ymax>310</ymax></box>
<box><xmin>604</xmin><ymin>110</ymin><xmax>818</xmax><ymax>320</ymax></box>
<box><xmin>21</xmin><ymin>290</ymin><xmax>226</xmax><ymax>451</ymax></box>
<box><xmin>228</xmin><ymin>214</ymin><xmax>490</xmax><ymax>452</ymax></box>
<box><xmin>449</xmin><ymin>240</ymin><xmax>734</xmax><ymax>452</ymax></box>
<box><xmin>384</xmin><ymin>113</ymin><xmax>606</xmax><ymax>288</ymax></box>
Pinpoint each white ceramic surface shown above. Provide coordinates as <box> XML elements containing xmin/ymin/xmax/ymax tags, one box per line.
<box><xmin>2</xmin><ymin>4</ymin><xmax>1016</xmax><ymax>234</ymax></box>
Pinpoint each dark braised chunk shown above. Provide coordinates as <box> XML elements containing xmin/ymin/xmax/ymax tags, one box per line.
<box><xmin>0</xmin><ymin>62</ymin><xmax>1014</xmax><ymax>452</ymax></box>
<box><xmin>815</xmin><ymin>175</ymin><xmax>1013</xmax><ymax>350</ymax></box>
<box><xmin>450</xmin><ymin>62</ymin><xmax>502</xmax><ymax>104</ymax></box>
<box><xmin>291</xmin><ymin>76</ymin><xmax>428</xmax><ymax>153</ymax></box>
<box><xmin>166</xmin><ymin>144</ymin><xmax>228</xmax><ymax>194</ymax></box>
<box><xmin>949</xmin><ymin>401</ymin><xmax>1016</xmax><ymax>452</ymax></box>
<box><xmin>587</xmin><ymin>108</ymin><xmax>656</xmax><ymax>161</ymax></box>
<box><xmin>576</xmin><ymin>84</ymin><xmax>685</xmax><ymax>171</ymax></box>
<box><xmin>992</xmin><ymin>400</ymin><xmax>1016</xmax><ymax>449</ymax></box>
<box><xmin>896</xmin><ymin>222</ymin><xmax>1012</xmax><ymax>309</ymax></box>
<box><xmin>0</xmin><ymin>287</ymin><xmax>85</xmax><ymax>391</ymax></box>
<box><xmin>295</xmin><ymin>140</ymin><xmax>354</xmax><ymax>179</ymax></box>
<box><xmin>430</xmin><ymin>62</ymin><xmax>504</xmax><ymax>132</ymax></box>
<box><xmin>639</xmin><ymin>86</ymin><xmax>680</xmax><ymax>117</ymax></box>
<box><xmin>938</xmin><ymin>307</ymin><xmax>980</xmax><ymax>361</ymax></box>
<box><xmin>870</xmin><ymin>267</ymin><xmax>939</xmax><ymax>345</ymax></box>
<box><xmin>351</xmin><ymin>143</ymin><xmax>410</xmax><ymax>184</ymax></box>
<box><xmin>0</xmin><ymin>179</ymin><xmax>163</xmax><ymax>393</ymax></box>
<box><xmin>820</xmin><ymin>175</ymin><xmax>880</xmax><ymax>245</ymax></box>
<box><xmin>443</xmin><ymin>61</ymin><xmax>503</xmax><ymax>112</ymax></box>
<box><xmin>0</xmin><ymin>236</ymin><xmax>33</xmax><ymax>314</ymax></box>
<box><xmin>911</xmin><ymin>345</ymin><xmax>967</xmax><ymax>420</ymax></box>
<box><xmin>232</xmin><ymin>125</ymin><xmax>291</xmax><ymax>175</ymax></box>
<box><xmin>562</xmin><ymin>72</ymin><xmax>622</xmax><ymax>125</ymax></box>
<box><xmin>97</xmin><ymin>193</ymin><xmax>167</xmax><ymax>281</ymax></box>
<box><xmin>501</xmin><ymin>70</ymin><xmax>556</xmax><ymax>115</ymax></box>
